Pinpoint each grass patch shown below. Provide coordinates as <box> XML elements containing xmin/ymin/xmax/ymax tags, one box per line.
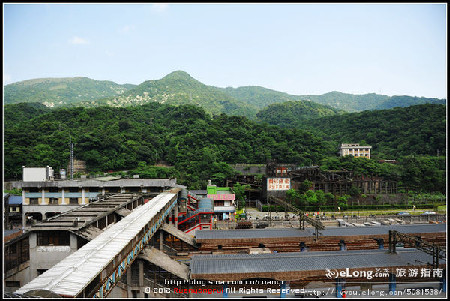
<box><xmin>436</xmin><ymin>205</ymin><xmax>446</xmax><ymax>212</ymax></box>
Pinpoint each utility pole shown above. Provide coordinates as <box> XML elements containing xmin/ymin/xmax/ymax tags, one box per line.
<box><xmin>70</xmin><ymin>135</ymin><xmax>74</xmax><ymax>180</ymax></box>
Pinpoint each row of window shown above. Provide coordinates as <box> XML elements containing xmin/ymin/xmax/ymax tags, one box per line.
<box><xmin>25</xmin><ymin>187</ymin><xmax>145</xmax><ymax>193</ymax></box>
<box><xmin>345</xmin><ymin>149</ymin><xmax>370</xmax><ymax>152</ymax></box>
<box><xmin>28</xmin><ymin>198</ymin><xmax>84</xmax><ymax>205</ymax></box>
<box><xmin>37</xmin><ymin>231</ymin><xmax>70</xmax><ymax>246</ymax></box>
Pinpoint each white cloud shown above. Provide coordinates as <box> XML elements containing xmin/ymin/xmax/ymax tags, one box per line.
<box><xmin>68</xmin><ymin>36</ymin><xmax>89</xmax><ymax>45</ymax></box>
<box><xmin>152</xmin><ymin>4</ymin><xmax>169</xmax><ymax>13</ymax></box>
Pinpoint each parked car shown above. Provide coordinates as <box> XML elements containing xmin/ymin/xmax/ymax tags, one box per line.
<box><xmin>255</xmin><ymin>222</ymin><xmax>269</xmax><ymax>229</ymax></box>
<box><xmin>421</xmin><ymin>211</ymin><xmax>437</xmax><ymax>215</ymax></box>
<box><xmin>397</xmin><ymin>212</ymin><xmax>410</xmax><ymax>216</ymax></box>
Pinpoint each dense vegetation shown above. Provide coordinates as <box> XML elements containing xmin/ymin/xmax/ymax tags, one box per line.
<box><xmin>4</xmin><ymin>102</ymin><xmax>326</xmax><ymax>189</ymax></box>
<box><xmin>5</xmin><ymin>72</ymin><xmax>445</xmax><ymax>117</ymax></box>
<box><xmin>4</xmin><ymin>71</ymin><xmax>446</xmax><ymax>194</ymax></box>
<box><xmin>4</xmin><ymin>77</ymin><xmax>135</xmax><ymax>107</ymax></box>
<box><xmin>286</xmin><ymin>104</ymin><xmax>445</xmax><ymax>159</ymax></box>
<box><xmin>298</xmin><ymin>91</ymin><xmax>446</xmax><ymax>112</ymax></box>
<box><xmin>80</xmin><ymin>71</ymin><xmax>258</xmax><ymax>118</ymax></box>
<box><xmin>319</xmin><ymin>155</ymin><xmax>446</xmax><ymax>193</ymax></box>
<box><xmin>222</xmin><ymin>86</ymin><xmax>301</xmax><ymax>109</ymax></box>
<box><xmin>4</xmin><ymin>101</ymin><xmax>445</xmax><ymax>193</ymax></box>
<box><xmin>256</xmin><ymin>100</ymin><xmax>343</xmax><ymax>126</ymax></box>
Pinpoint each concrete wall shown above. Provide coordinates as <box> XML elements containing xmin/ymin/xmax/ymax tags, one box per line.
<box><xmin>22</xmin><ymin>205</ymin><xmax>80</xmax><ymax>228</ymax></box>
<box><xmin>28</xmin><ymin>232</ymin><xmax>78</xmax><ymax>281</ymax></box>
<box><xmin>4</xmin><ymin>262</ymin><xmax>31</xmax><ymax>293</ymax></box>
<box><xmin>23</xmin><ymin>168</ymin><xmax>47</xmax><ymax>182</ymax></box>
<box><xmin>107</xmin><ymin>283</ymin><xmax>129</xmax><ymax>298</ymax></box>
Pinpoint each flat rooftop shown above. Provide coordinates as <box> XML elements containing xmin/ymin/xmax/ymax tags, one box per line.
<box><xmin>13</xmin><ymin>178</ymin><xmax>177</xmax><ymax>188</ymax></box>
<box><xmin>28</xmin><ymin>193</ymin><xmax>145</xmax><ymax>231</ymax></box>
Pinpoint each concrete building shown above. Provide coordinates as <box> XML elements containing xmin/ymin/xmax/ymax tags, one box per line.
<box><xmin>11</xmin><ymin>171</ymin><xmax>177</xmax><ymax>228</ymax></box>
<box><xmin>339</xmin><ymin>143</ymin><xmax>372</xmax><ymax>159</ymax></box>
<box><xmin>4</xmin><ymin>194</ymin><xmax>23</xmax><ymax>229</ymax></box>
<box><xmin>4</xmin><ymin>229</ymin><xmax>30</xmax><ymax>293</ymax></box>
<box><xmin>207</xmin><ymin>184</ymin><xmax>236</xmax><ymax>221</ymax></box>
<box><xmin>10</xmin><ymin>191</ymin><xmax>197</xmax><ymax>298</ymax></box>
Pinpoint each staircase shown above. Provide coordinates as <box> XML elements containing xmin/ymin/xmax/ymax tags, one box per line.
<box><xmin>139</xmin><ymin>247</ymin><xmax>189</xmax><ymax>280</ymax></box>
<box><xmin>161</xmin><ymin>224</ymin><xmax>196</xmax><ymax>247</ymax></box>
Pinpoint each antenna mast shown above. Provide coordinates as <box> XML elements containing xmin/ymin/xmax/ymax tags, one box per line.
<box><xmin>70</xmin><ymin>136</ymin><xmax>74</xmax><ymax>180</ymax></box>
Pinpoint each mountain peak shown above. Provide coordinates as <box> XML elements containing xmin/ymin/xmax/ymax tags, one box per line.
<box><xmin>162</xmin><ymin>70</ymin><xmax>193</xmax><ymax>80</ymax></box>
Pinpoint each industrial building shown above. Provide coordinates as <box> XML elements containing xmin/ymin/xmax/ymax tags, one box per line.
<box><xmin>11</xmin><ymin>166</ymin><xmax>177</xmax><ymax>228</ymax></box>
<box><xmin>4</xmin><ymin>169</ymin><xmax>446</xmax><ymax>298</ymax></box>
<box><xmin>7</xmin><ymin>201</ymin><xmax>446</xmax><ymax>298</ymax></box>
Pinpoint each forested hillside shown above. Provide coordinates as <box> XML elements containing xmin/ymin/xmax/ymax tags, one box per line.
<box><xmin>223</xmin><ymin>88</ymin><xmax>446</xmax><ymax>112</ymax></box>
<box><xmin>256</xmin><ymin>100</ymin><xmax>343</xmax><ymax>126</ymax></box>
<box><xmin>4</xmin><ymin>102</ymin><xmax>327</xmax><ymax>189</ymax></box>
<box><xmin>222</xmin><ymin>86</ymin><xmax>300</xmax><ymax>109</ymax></box>
<box><xmin>5</xmin><ymin>72</ymin><xmax>445</xmax><ymax>116</ymax></box>
<box><xmin>4</xmin><ymin>77</ymin><xmax>135</xmax><ymax>107</ymax></box>
<box><xmin>85</xmin><ymin>71</ymin><xmax>259</xmax><ymax>118</ymax></box>
<box><xmin>299</xmin><ymin>104</ymin><xmax>446</xmax><ymax>159</ymax></box>
<box><xmin>298</xmin><ymin>91</ymin><xmax>446</xmax><ymax>112</ymax></box>
<box><xmin>4</xmin><ymin>102</ymin><xmax>445</xmax><ymax>192</ymax></box>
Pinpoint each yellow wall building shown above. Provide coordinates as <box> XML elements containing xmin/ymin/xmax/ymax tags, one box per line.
<box><xmin>339</xmin><ymin>143</ymin><xmax>372</xmax><ymax>159</ymax></box>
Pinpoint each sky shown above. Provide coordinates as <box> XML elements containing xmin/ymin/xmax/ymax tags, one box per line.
<box><xmin>3</xmin><ymin>3</ymin><xmax>447</xmax><ymax>99</ymax></box>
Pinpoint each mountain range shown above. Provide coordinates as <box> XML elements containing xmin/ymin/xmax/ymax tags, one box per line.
<box><xmin>4</xmin><ymin>71</ymin><xmax>446</xmax><ymax>118</ymax></box>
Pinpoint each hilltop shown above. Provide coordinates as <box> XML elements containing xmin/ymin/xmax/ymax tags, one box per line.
<box><xmin>4</xmin><ymin>72</ymin><xmax>446</xmax><ymax>116</ymax></box>
<box><xmin>297</xmin><ymin>91</ymin><xmax>446</xmax><ymax>112</ymax></box>
<box><xmin>89</xmin><ymin>71</ymin><xmax>258</xmax><ymax>117</ymax></box>
<box><xmin>4</xmin><ymin>77</ymin><xmax>136</xmax><ymax>107</ymax></box>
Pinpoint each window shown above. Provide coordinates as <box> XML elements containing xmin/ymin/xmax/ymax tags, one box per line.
<box><xmin>29</xmin><ymin>198</ymin><xmax>39</xmax><ymax>205</ymax></box>
<box><xmin>68</xmin><ymin>187</ymin><xmax>79</xmax><ymax>193</ymax></box>
<box><xmin>37</xmin><ymin>231</ymin><xmax>70</xmax><ymax>246</ymax></box>
<box><xmin>69</xmin><ymin>198</ymin><xmax>79</xmax><ymax>204</ymax></box>
<box><xmin>49</xmin><ymin>198</ymin><xmax>58</xmax><ymax>205</ymax></box>
<box><xmin>108</xmin><ymin>187</ymin><xmax>120</xmax><ymax>193</ymax></box>
<box><xmin>6</xmin><ymin>281</ymin><xmax>20</xmax><ymax>287</ymax></box>
<box><xmin>131</xmin><ymin>290</ymin><xmax>138</xmax><ymax>298</ymax></box>
<box><xmin>48</xmin><ymin>187</ymin><xmax>58</xmax><ymax>193</ymax></box>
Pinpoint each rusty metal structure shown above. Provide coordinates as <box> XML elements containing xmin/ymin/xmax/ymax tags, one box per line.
<box><xmin>388</xmin><ymin>230</ymin><xmax>446</xmax><ymax>269</ymax></box>
<box><xmin>289</xmin><ymin>166</ymin><xmax>397</xmax><ymax>195</ymax></box>
<box><xmin>269</xmin><ymin>196</ymin><xmax>324</xmax><ymax>239</ymax></box>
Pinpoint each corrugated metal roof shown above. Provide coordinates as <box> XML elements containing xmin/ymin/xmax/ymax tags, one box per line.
<box><xmin>191</xmin><ymin>249</ymin><xmax>442</xmax><ymax>276</ymax></box>
<box><xmin>319</xmin><ymin>224</ymin><xmax>447</xmax><ymax>237</ymax></box>
<box><xmin>196</xmin><ymin>229</ymin><xmax>314</xmax><ymax>240</ymax></box>
<box><xmin>16</xmin><ymin>192</ymin><xmax>177</xmax><ymax>297</ymax></box>
<box><xmin>196</xmin><ymin>224</ymin><xmax>446</xmax><ymax>240</ymax></box>
<box><xmin>5</xmin><ymin>195</ymin><xmax>22</xmax><ymax>205</ymax></box>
